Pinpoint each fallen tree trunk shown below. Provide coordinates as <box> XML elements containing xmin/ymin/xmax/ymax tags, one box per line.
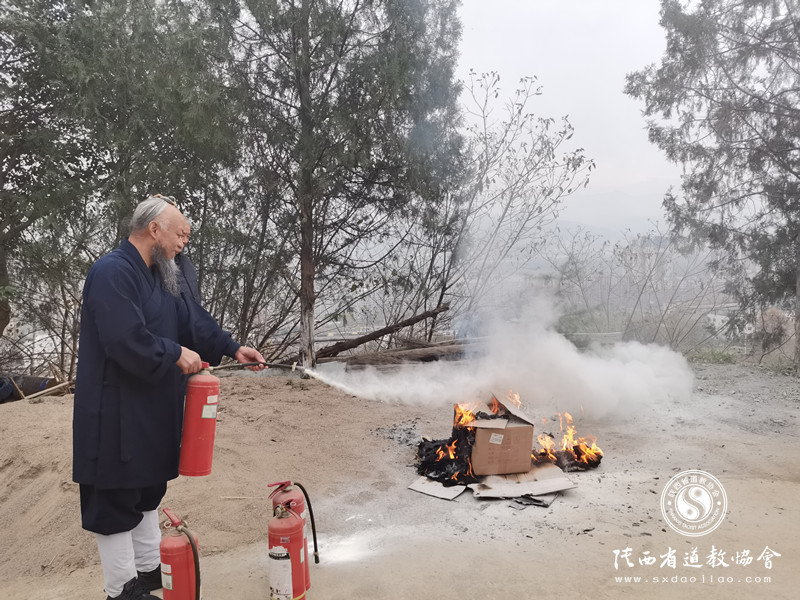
<box><xmin>395</xmin><ymin>336</ymin><xmax>485</xmax><ymax>349</ymax></box>
<box><xmin>345</xmin><ymin>344</ymin><xmax>466</xmax><ymax>368</ymax></box>
<box><xmin>24</xmin><ymin>381</ymin><xmax>73</xmax><ymax>402</ymax></box>
<box><xmin>315</xmin><ymin>304</ymin><xmax>450</xmax><ymax>360</ymax></box>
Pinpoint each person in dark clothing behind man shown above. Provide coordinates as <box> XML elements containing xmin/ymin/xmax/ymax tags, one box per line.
<box><xmin>173</xmin><ymin>205</ymin><xmax>201</xmax><ymax>304</ymax></box>
<box><xmin>73</xmin><ymin>195</ymin><xmax>266</xmax><ymax>600</ymax></box>
<box><xmin>175</xmin><ymin>251</ymin><xmax>201</xmax><ymax>302</ymax></box>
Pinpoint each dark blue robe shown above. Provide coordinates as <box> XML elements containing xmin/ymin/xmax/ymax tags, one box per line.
<box><xmin>72</xmin><ymin>239</ymin><xmax>240</xmax><ymax>488</ymax></box>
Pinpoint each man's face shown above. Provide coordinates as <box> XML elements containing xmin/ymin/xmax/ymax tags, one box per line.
<box><xmin>154</xmin><ymin>206</ymin><xmax>190</xmax><ymax>259</ymax></box>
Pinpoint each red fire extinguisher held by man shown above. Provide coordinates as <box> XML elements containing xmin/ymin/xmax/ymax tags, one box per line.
<box><xmin>179</xmin><ymin>362</ymin><xmax>220</xmax><ymax>476</ymax></box>
<box><xmin>268</xmin><ymin>481</ymin><xmax>319</xmax><ymax>600</ymax></box>
<box><xmin>160</xmin><ymin>508</ymin><xmax>201</xmax><ymax>600</ymax></box>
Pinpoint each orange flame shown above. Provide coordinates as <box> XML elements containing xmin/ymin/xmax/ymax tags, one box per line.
<box><xmin>537</xmin><ymin>433</ymin><xmax>557</xmax><ymax>461</ymax></box>
<box><xmin>450</xmin><ymin>455</ymin><xmax>475</xmax><ymax>481</ymax></box>
<box><xmin>434</xmin><ymin>438</ymin><xmax>460</xmax><ymax>460</ymax></box>
<box><xmin>430</xmin><ymin>419</ymin><xmax>476</xmax><ymax>482</ymax></box>
<box><xmin>453</xmin><ymin>404</ymin><xmax>477</xmax><ymax>428</ymax></box>
<box><xmin>559</xmin><ymin>411</ymin><xmax>603</xmax><ymax>464</ymax></box>
<box><xmin>446</xmin><ymin>438</ymin><xmax>457</xmax><ymax>459</ymax></box>
<box><xmin>533</xmin><ymin>411</ymin><xmax>603</xmax><ymax>466</ymax></box>
<box><xmin>505</xmin><ymin>390</ymin><xmax>522</xmax><ymax>409</ymax></box>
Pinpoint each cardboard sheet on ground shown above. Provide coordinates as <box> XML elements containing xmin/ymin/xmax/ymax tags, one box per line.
<box><xmin>408</xmin><ymin>476</ymin><xmax>467</xmax><ymax>500</ymax></box>
<box><xmin>468</xmin><ymin>464</ymin><xmax>576</xmax><ymax>498</ymax></box>
<box><xmin>408</xmin><ymin>464</ymin><xmax>575</xmax><ymax>501</ymax></box>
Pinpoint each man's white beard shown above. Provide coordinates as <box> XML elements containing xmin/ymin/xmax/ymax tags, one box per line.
<box><xmin>151</xmin><ymin>243</ymin><xmax>180</xmax><ymax>297</ymax></box>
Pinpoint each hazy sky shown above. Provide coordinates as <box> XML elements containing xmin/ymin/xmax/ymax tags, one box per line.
<box><xmin>457</xmin><ymin>0</ymin><xmax>682</xmax><ymax>233</ymax></box>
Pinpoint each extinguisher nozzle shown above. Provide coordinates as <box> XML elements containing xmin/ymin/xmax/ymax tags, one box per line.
<box><xmin>314</xmin><ymin>551</ymin><xmax>320</xmax><ymax>564</ymax></box>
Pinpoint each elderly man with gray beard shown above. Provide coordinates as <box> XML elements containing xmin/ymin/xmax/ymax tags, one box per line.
<box><xmin>73</xmin><ymin>195</ymin><xmax>266</xmax><ymax>600</ymax></box>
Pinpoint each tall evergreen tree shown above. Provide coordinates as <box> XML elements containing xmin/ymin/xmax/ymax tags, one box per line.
<box><xmin>56</xmin><ymin>0</ymin><xmax>240</xmax><ymax>236</ymax></box>
<box><xmin>625</xmin><ymin>0</ymin><xmax>800</xmax><ymax>371</ymax></box>
<box><xmin>1</xmin><ymin>0</ymin><xmax>242</xmax><ymax>369</ymax></box>
<box><xmin>0</xmin><ymin>0</ymin><xmax>91</xmax><ymax>337</ymax></box>
<box><xmin>231</xmin><ymin>0</ymin><xmax>464</xmax><ymax>367</ymax></box>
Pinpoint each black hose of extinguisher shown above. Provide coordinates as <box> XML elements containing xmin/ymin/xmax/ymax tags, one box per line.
<box><xmin>178</xmin><ymin>524</ymin><xmax>201</xmax><ymax>600</ymax></box>
<box><xmin>293</xmin><ymin>482</ymin><xmax>320</xmax><ymax>564</ymax></box>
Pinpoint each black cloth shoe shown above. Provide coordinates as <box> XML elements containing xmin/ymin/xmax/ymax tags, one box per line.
<box><xmin>106</xmin><ymin>576</ymin><xmax>160</xmax><ymax>600</ymax></box>
<box><xmin>136</xmin><ymin>565</ymin><xmax>162</xmax><ymax>591</ymax></box>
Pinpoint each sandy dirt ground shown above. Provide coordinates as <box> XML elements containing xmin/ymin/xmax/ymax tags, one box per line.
<box><xmin>0</xmin><ymin>361</ymin><xmax>798</xmax><ymax>600</ymax></box>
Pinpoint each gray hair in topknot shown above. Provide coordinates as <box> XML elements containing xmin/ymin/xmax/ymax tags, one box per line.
<box><xmin>129</xmin><ymin>196</ymin><xmax>172</xmax><ymax>234</ymax></box>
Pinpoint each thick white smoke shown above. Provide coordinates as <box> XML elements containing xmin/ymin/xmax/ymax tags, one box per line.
<box><xmin>312</xmin><ymin>296</ymin><xmax>694</xmax><ymax>419</ymax></box>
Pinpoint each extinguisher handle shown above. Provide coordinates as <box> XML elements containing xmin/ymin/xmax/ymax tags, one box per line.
<box><xmin>267</xmin><ymin>480</ymin><xmax>292</xmax><ymax>498</ymax></box>
<box><xmin>162</xmin><ymin>507</ymin><xmax>183</xmax><ymax>527</ymax></box>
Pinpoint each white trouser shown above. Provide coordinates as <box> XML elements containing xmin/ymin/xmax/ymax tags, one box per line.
<box><xmin>96</xmin><ymin>509</ymin><xmax>161</xmax><ymax>597</ymax></box>
<box><xmin>131</xmin><ymin>509</ymin><xmax>161</xmax><ymax>572</ymax></box>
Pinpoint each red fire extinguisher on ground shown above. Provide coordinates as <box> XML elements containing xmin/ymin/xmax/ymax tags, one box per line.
<box><xmin>160</xmin><ymin>507</ymin><xmax>201</xmax><ymax>600</ymax></box>
<box><xmin>268</xmin><ymin>481</ymin><xmax>319</xmax><ymax>600</ymax></box>
<box><xmin>268</xmin><ymin>481</ymin><xmax>319</xmax><ymax>593</ymax></box>
<box><xmin>179</xmin><ymin>362</ymin><xmax>220</xmax><ymax>476</ymax></box>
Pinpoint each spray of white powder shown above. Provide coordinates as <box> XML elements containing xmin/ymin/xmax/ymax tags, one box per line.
<box><xmin>312</xmin><ymin>297</ymin><xmax>694</xmax><ymax>419</ymax></box>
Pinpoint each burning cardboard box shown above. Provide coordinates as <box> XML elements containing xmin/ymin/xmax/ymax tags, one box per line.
<box><xmin>416</xmin><ymin>391</ymin><xmax>604</xmax><ymax>484</ymax></box>
<box><xmin>417</xmin><ymin>391</ymin><xmax>537</xmax><ymax>483</ymax></box>
<box><xmin>413</xmin><ymin>390</ymin><xmax>603</xmax><ymax>502</ymax></box>
<box><xmin>470</xmin><ymin>393</ymin><xmax>536</xmax><ymax>476</ymax></box>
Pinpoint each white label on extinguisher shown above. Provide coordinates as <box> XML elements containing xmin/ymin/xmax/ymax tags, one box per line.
<box><xmin>268</xmin><ymin>545</ymin><xmax>293</xmax><ymax>600</ymax></box>
<box><xmin>201</xmin><ymin>404</ymin><xmax>218</xmax><ymax>419</ymax></box>
<box><xmin>301</xmin><ymin>508</ymin><xmax>310</xmax><ymax>542</ymax></box>
<box><xmin>206</xmin><ymin>394</ymin><xmax>219</xmax><ymax>404</ymax></box>
<box><xmin>160</xmin><ymin>563</ymin><xmax>173</xmax><ymax>591</ymax></box>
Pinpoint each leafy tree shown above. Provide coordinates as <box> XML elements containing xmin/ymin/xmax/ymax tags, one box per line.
<box><xmin>8</xmin><ymin>205</ymin><xmax>96</xmax><ymax>377</ymax></box>
<box><xmin>2</xmin><ymin>0</ymin><xmax>466</xmax><ymax>371</ymax></box>
<box><xmin>191</xmin><ymin>180</ymin><xmax>297</xmax><ymax>355</ymax></box>
<box><xmin>56</xmin><ymin>0</ymin><xmax>240</xmax><ymax>236</ymax></box>
<box><xmin>625</xmin><ymin>0</ymin><xmax>800</xmax><ymax>370</ymax></box>
<box><xmin>229</xmin><ymin>0</ymin><xmax>464</xmax><ymax>366</ymax></box>
<box><xmin>0</xmin><ymin>0</ymin><xmax>91</xmax><ymax>338</ymax></box>
<box><xmin>1</xmin><ymin>0</ymin><xmax>246</xmax><ymax>370</ymax></box>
